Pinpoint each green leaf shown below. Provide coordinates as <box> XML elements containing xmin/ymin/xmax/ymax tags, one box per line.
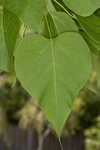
<box><xmin>1</xmin><ymin>0</ymin><xmax>46</xmax><ymax>30</ymax></box>
<box><xmin>81</xmin><ymin>32</ymin><xmax>100</xmax><ymax>56</ymax></box>
<box><xmin>47</xmin><ymin>0</ymin><xmax>55</xmax><ymax>12</ymax></box>
<box><xmin>0</xmin><ymin>12</ymin><xmax>9</xmax><ymax>72</ymax></box>
<box><xmin>0</xmin><ymin>0</ymin><xmax>26</xmax><ymax>15</ymax></box>
<box><xmin>42</xmin><ymin>12</ymin><xmax>78</xmax><ymax>38</ymax></box>
<box><xmin>77</xmin><ymin>14</ymin><xmax>100</xmax><ymax>44</ymax></box>
<box><xmin>42</xmin><ymin>12</ymin><xmax>57</xmax><ymax>38</ymax></box>
<box><xmin>94</xmin><ymin>56</ymin><xmax>100</xmax><ymax>86</ymax></box>
<box><xmin>62</xmin><ymin>0</ymin><xmax>100</xmax><ymax>16</ymax></box>
<box><xmin>0</xmin><ymin>9</ymin><xmax>21</xmax><ymax>74</ymax></box>
<box><xmin>15</xmin><ymin>32</ymin><xmax>91</xmax><ymax>136</ymax></box>
<box><xmin>3</xmin><ymin>9</ymin><xmax>21</xmax><ymax>74</ymax></box>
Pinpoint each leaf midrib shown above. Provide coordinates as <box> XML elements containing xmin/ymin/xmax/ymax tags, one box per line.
<box><xmin>44</xmin><ymin>14</ymin><xmax>58</xmax><ymax>124</ymax></box>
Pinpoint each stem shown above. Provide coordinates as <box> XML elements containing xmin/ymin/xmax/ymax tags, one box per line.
<box><xmin>37</xmin><ymin>128</ymin><xmax>50</xmax><ymax>150</ymax></box>
<box><xmin>53</xmin><ymin>0</ymin><xmax>73</xmax><ymax>18</ymax></box>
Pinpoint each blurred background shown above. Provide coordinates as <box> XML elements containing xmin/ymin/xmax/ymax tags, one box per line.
<box><xmin>0</xmin><ymin>54</ymin><xmax>100</xmax><ymax>150</ymax></box>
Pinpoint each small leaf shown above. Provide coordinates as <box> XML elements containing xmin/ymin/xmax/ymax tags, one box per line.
<box><xmin>62</xmin><ymin>0</ymin><xmax>100</xmax><ymax>16</ymax></box>
<box><xmin>15</xmin><ymin>32</ymin><xmax>91</xmax><ymax>136</ymax></box>
<box><xmin>42</xmin><ymin>12</ymin><xmax>78</xmax><ymax>38</ymax></box>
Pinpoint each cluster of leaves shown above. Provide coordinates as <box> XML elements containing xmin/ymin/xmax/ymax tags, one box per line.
<box><xmin>0</xmin><ymin>0</ymin><xmax>100</xmax><ymax>136</ymax></box>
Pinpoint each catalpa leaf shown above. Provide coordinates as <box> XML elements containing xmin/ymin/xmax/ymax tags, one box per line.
<box><xmin>15</xmin><ymin>32</ymin><xmax>91</xmax><ymax>136</ymax></box>
<box><xmin>42</xmin><ymin>11</ymin><xmax>78</xmax><ymax>38</ymax></box>
<box><xmin>0</xmin><ymin>0</ymin><xmax>46</xmax><ymax>30</ymax></box>
<box><xmin>62</xmin><ymin>0</ymin><xmax>100</xmax><ymax>16</ymax></box>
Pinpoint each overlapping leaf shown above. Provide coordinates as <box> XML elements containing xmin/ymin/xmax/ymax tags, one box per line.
<box><xmin>77</xmin><ymin>14</ymin><xmax>100</xmax><ymax>44</ymax></box>
<box><xmin>62</xmin><ymin>0</ymin><xmax>100</xmax><ymax>16</ymax></box>
<box><xmin>0</xmin><ymin>0</ymin><xmax>46</xmax><ymax>30</ymax></box>
<box><xmin>0</xmin><ymin>9</ymin><xmax>21</xmax><ymax>74</ymax></box>
<box><xmin>42</xmin><ymin>11</ymin><xmax>78</xmax><ymax>38</ymax></box>
<box><xmin>3</xmin><ymin>9</ymin><xmax>21</xmax><ymax>74</ymax></box>
<box><xmin>0</xmin><ymin>11</ymin><xmax>9</xmax><ymax>72</ymax></box>
<box><xmin>95</xmin><ymin>9</ymin><xmax>100</xmax><ymax>17</ymax></box>
<box><xmin>82</xmin><ymin>32</ymin><xmax>100</xmax><ymax>55</ymax></box>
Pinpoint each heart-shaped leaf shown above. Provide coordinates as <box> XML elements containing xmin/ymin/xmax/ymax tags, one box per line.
<box><xmin>15</xmin><ymin>32</ymin><xmax>91</xmax><ymax>136</ymax></box>
<box><xmin>62</xmin><ymin>0</ymin><xmax>100</xmax><ymax>16</ymax></box>
<box><xmin>0</xmin><ymin>0</ymin><xmax>46</xmax><ymax>30</ymax></box>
